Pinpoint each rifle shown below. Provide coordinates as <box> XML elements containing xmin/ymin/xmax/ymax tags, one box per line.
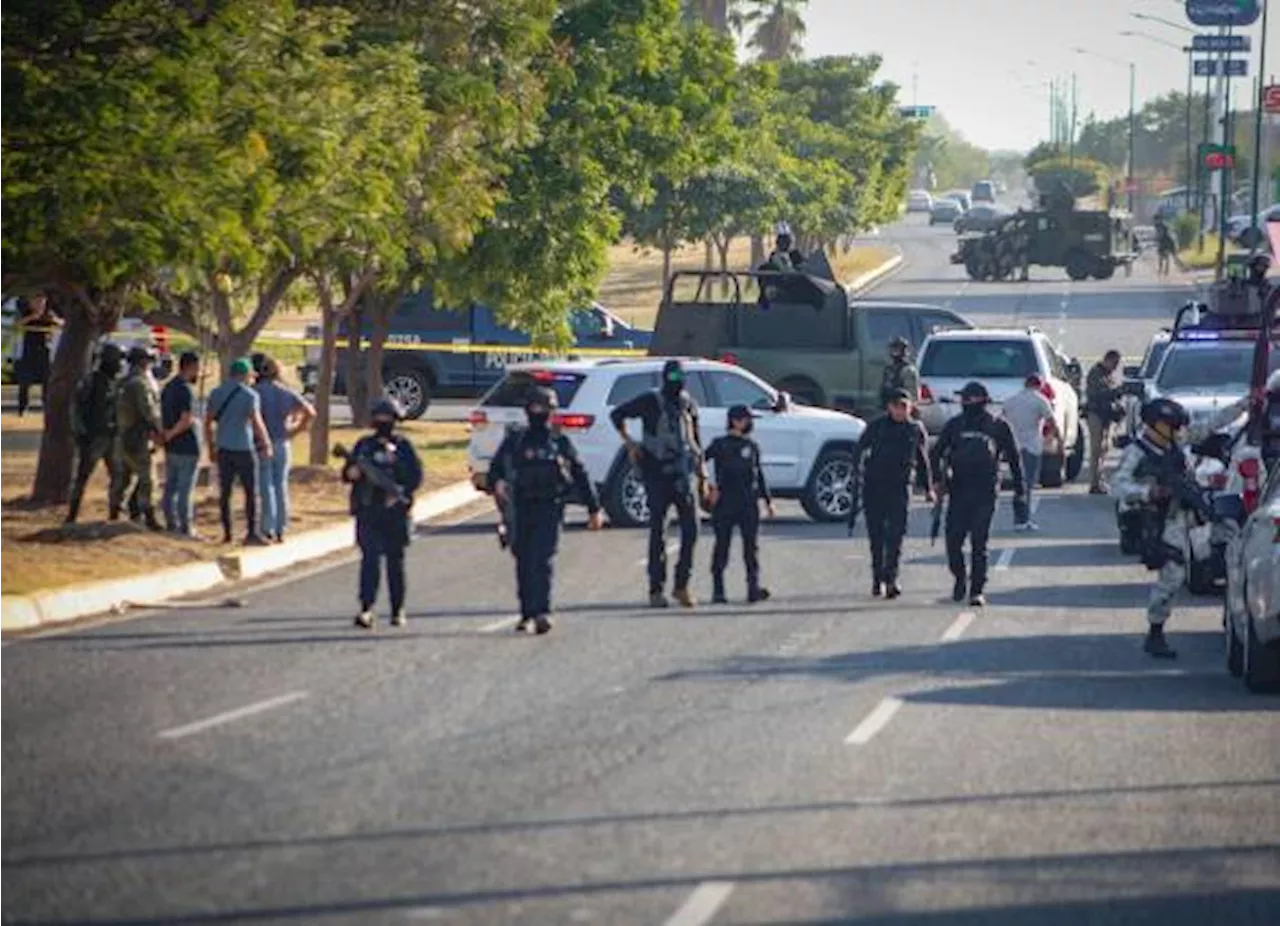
<box><xmin>333</xmin><ymin>442</ymin><xmax>408</xmax><ymax>509</ymax></box>
<box><xmin>494</xmin><ymin>429</ymin><xmax>518</xmax><ymax>555</ymax></box>
<box><xmin>930</xmin><ymin>484</ymin><xmax>946</xmax><ymax>546</ymax></box>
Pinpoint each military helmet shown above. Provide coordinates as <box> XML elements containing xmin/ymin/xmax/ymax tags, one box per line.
<box><xmin>97</xmin><ymin>342</ymin><xmax>123</xmax><ymax>367</ymax></box>
<box><xmin>889</xmin><ymin>336</ymin><xmax>910</xmax><ymax>351</ymax></box>
<box><xmin>370</xmin><ymin>395</ymin><xmax>404</xmax><ymax>421</ymax></box>
<box><xmin>1140</xmin><ymin>397</ymin><xmax>1190</xmax><ymax>430</ymax></box>
<box><xmin>126</xmin><ymin>345</ymin><xmax>154</xmax><ymax>365</ymax></box>
<box><xmin>525</xmin><ymin>385</ymin><xmax>559</xmax><ymax>411</ymax></box>
<box><xmin>957</xmin><ymin>380</ymin><xmax>991</xmax><ymax>403</ymax></box>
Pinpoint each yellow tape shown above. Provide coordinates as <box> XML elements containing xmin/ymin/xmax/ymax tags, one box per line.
<box><xmin>249</xmin><ymin>336</ymin><xmax>647</xmax><ymax>358</ymax></box>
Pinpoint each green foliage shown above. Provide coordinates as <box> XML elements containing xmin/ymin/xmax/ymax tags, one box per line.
<box><xmin>915</xmin><ymin>113</ymin><xmax>989</xmax><ymax>192</ymax></box>
<box><xmin>1172</xmin><ymin>212</ymin><xmax>1200</xmax><ymax>249</ymax></box>
<box><xmin>1028</xmin><ymin>156</ymin><xmax>1109</xmax><ymax>199</ymax></box>
<box><xmin>744</xmin><ymin>0</ymin><xmax>808</xmax><ymax>62</ymax></box>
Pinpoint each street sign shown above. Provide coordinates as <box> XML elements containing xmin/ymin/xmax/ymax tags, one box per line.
<box><xmin>1225</xmin><ymin>58</ymin><xmax>1248</xmax><ymax>77</ymax></box>
<box><xmin>1193</xmin><ymin>58</ymin><xmax>1249</xmax><ymax>77</ymax></box>
<box><xmin>897</xmin><ymin>105</ymin><xmax>935</xmax><ymax>119</ymax></box>
<box><xmin>1194</xmin><ymin>59</ymin><xmax>1218</xmax><ymax>77</ymax></box>
<box><xmin>1185</xmin><ymin>1</ymin><xmax>1261</xmax><ymax>27</ymax></box>
<box><xmin>1200</xmin><ymin>142</ymin><xmax>1237</xmax><ymax>170</ymax></box>
<box><xmin>1265</xmin><ymin>85</ymin><xmax>1280</xmax><ymax>114</ymax></box>
<box><xmin>1191</xmin><ymin>33</ymin><xmax>1251</xmax><ymax>53</ymax></box>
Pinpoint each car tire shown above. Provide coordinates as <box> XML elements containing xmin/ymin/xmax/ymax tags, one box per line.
<box><xmin>603</xmin><ymin>461</ymin><xmax>649</xmax><ymax>528</ymax></box>
<box><xmin>1243</xmin><ymin>594</ymin><xmax>1280</xmax><ymax>693</ymax></box>
<box><xmin>1065</xmin><ymin>424</ymin><xmax>1085</xmax><ymax>482</ymax></box>
<box><xmin>1225</xmin><ymin>599</ymin><xmax>1244</xmax><ymax>678</ymax></box>
<box><xmin>384</xmin><ymin>366</ymin><xmax>432</xmax><ymax>420</ymax></box>
<box><xmin>777</xmin><ymin>377</ymin><xmax>825</xmax><ymax>407</ymax></box>
<box><xmin>1092</xmin><ymin>261</ymin><xmax>1116</xmax><ymax>281</ymax></box>
<box><xmin>1065</xmin><ymin>250</ymin><xmax>1092</xmax><ymax>282</ymax></box>
<box><xmin>1040</xmin><ymin>452</ymin><xmax>1064</xmax><ymax>488</ymax></box>
<box><xmin>801</xmin><ymin>448</ymin><xmax>857</xmax><ymax>522</ymax></box>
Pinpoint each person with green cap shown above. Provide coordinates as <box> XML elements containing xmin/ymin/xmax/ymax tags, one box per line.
<box><xmin>204</xmin><ymin>357</ymin><xmax>272</xmax><ymax>545</ymax></box>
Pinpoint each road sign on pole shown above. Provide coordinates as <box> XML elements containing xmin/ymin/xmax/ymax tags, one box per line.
<box><xmin>1191</xmin><ymin>33</ymin><xmax>1251</xmax><ymax>53</ymax></box>
<box><xmin>1224</xmin><ymin>58</ymin><xmax>1248</xmax><ymax>77</ymax></box>
<box><xmin>1185</xmin><ymin>1</ymin><xmax>1261</xmax><ymax>28</ymax></box>
<box><xmin>896</xmin><ymin>105</ymin><xmax>935</xmax><ymax>120</ymax></box>
<box><xmin>1265</xmin><ymin>85</ymin><xmax>1280</xmax><ymax>114</ymax></box>
<box><xmin>1194</xmin><ymin>59</ymin><xmax>1218</xmax><ymax>77</ymax></box>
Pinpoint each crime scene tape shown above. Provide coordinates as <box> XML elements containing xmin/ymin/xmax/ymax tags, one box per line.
<box><xmin>248</xmin><ymin>336</ymin><xmax>649</xmax><ymax>358</ymax></box>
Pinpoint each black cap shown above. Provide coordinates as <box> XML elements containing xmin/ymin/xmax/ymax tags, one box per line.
<box><xmin>884</xmin><ymin>387</ymin><xmax>912</xmax><ymax>404</ymax></box>
<box><xmin>957</xmin><ymin>381</ymin><xmax>990</xmax><ymax>402</ymax></box>
<box><xmin>126</xmin><ymin>345</ymin><xmax>154</xmax><ymax>365</ymax></box>
<box><xmin>727</xmin><ymin>404</ymin><xmax>752</xmax><ymax>421</ymax></box>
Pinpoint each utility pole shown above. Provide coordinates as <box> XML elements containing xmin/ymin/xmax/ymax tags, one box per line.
<box><xmin>1216</xmin><ymin>24</ymin><xmax>1233</xmax><ymax>280</ymax></box>
<box><xmin>1184</xmin><ymin>46</ymin><xmax>1194</xmax><ymax>195</ymax></box>
<box><xmin>1127</xmin><ymin>62</ymin><xmax>1137</xmax><ymax>213</ymax></box>
<box><xmin>1247</xmin><ymin>0</ymin><xmax>1270</xmax><ymax>249</ymax></box>
<box><xmin>1068</xmin><ymin>72</ymin><xmax>1077</xmax><ymax>165</ymax></box>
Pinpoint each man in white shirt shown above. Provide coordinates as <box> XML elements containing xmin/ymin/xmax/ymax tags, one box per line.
<box><xmin>1001</xmin><ymin>374</ymin><xmax>1059</xmax><ymax>531</ymax></box>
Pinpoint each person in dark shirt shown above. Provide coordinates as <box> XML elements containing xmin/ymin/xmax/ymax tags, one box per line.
<box><xmin>704</xmin><ymin>404</ymin><xmax>775</xmax><ymax>605</ymax></box>
<box><xmin>851</xmin><ymin>388</ymin><xmax>933</xmax><ymax>599</ymax></box>
<box><xmin>929</xmin><ymin>381</ymin><xmax>1025</xmax><ymax>607</ymax></box>
<box><xmin>160</xmin><ymin>352</ymin><xmax>202</xmax><ymax>537</ymax></box>
<box><xmin>610</xmin><ymin>359</ymin><xmax>707</xmax><ymax>608</ymax></box>
<box><xmin>16</xmin><ymin>292</ymin><xmax>61</xmax><ymax>416</ymax></box>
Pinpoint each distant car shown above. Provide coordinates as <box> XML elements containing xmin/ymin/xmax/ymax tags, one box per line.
<box><xmin>953</xmin><ymin>204</ymin><xmax>1008</xmax><ymax>235</ymax></box>
<box><xmin>915</xmin><ymin>327</ymin><xmax>1084</xmax><ymax>487</ymax></box>
<box><xmin>971</xmin><ymin>180</ymin><xmax>996</xmax><ymax>204</ymax></box>
<box><xmin>467</xmin><ymin>358</ymin><xmax>868</xmax><ymax>526</ymax></box>
<box><xmin>944</xmin><ymin>190</ymin><xmax>973</xmax><ymax>212</ymax></box>
<box><xmin>929</xmin><ymin>198</ymin><xmax>965</xmax><ymax>225</ymax></box>
<box><xmin>907</xmin><ymin>190</ymin><xmax>933</xmax><ymax>213</ymax></box>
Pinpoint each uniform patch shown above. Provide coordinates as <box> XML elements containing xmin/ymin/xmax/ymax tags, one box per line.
<box><xmin>740</xmin><ymin>446</ymin><xmax>752</xmax><ymax>459</ymax></box>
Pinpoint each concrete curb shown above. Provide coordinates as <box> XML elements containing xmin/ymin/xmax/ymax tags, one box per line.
<box><xmin>1</xmin><ymin>480</ymin><xmax>484</xmax><ymax>634</ymax></box>
<box><xmin>845</xmin><ymin>252</ymin><xmax>905</xmax><ymax>294</ymax></box>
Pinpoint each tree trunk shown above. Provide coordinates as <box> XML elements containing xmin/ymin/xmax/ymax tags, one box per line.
<box><xmin>31</xmin><ymin>295</ymin><xmax>106</xmax><ymax>504</ymax></box>
<box><xmin>365</xmin><ymin>299</ymin><xmax>391</xmax><ymax>406</ymax></box>
<box><xmin>345</xmin><ymin>306</ymin><xmax>369</xmax><ymax>429</ymax></box>
<box><xmin>662</xmin><ymin>243</ymin><xmax>673</xmax><ymax>293</ymax></box>
<box><xmin>750</xmin><ymin>234</ymin><xmax>765</xmax><ymax>267</ymax></box>
<box><xmin>311</xmin><ymin>300</ymin><xmax>339</xmax><ymax>466</ymax></box>
<box><xmin>704</xmin><ymin>238</ymin><xmax>714</xmax><ymax>271</ymax></box>
<box><xmin>716</xmin><ymin>235</ymin><xmax>732</xmax><ymax>296</ymax></box>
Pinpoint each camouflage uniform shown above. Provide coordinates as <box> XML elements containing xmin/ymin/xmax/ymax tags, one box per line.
<box><xmin>880</xmin><ymin>359</ymin><xmax>920</xmax><ymax>407</ymax></box>
<box><xmin>109</xmin><ymin>367</ymin><xmax>161</xmax><ymax>523</ymax></box>
<box><xmin>67</xmin><ymin>364</ymin><xmax>121</xmax><ymax>523</ymax></box>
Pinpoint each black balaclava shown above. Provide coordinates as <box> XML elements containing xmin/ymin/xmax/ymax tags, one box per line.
<box><xmin>527</xmin><ymin>404</ymin><xmax>550</xmax><ymax>431</ymax></box>
<box><xmin>374</xmin><ymin>418</ymin><xmax>395</xmax><ymax>439</ymax></box>
<box><xmin>661</xmin><ymin>360</ymin><xmax>685</xmax><ymax>401</ymax></box>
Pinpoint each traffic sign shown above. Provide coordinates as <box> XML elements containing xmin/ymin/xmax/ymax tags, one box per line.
<box><xmin>1191</xmin><ymin>33</ymin><xmax>1251</xmax><ymax>53</ymax></box>
<box><xmin>1185</xmin><ymin>1</ymin><xmax>1261</xmax><ymax>28</ymax></box>
<box><xmin>1200</xmin><ymin>142</ymin><xmax>1237</xmax><ymax>170</ymax></box>
<box><xmin>1265</xmin><ymin>85</ymin><xmax>1280</xmax><ymax>114</ymax></box>
<box><xmin>1194</xmin><ymin>58</ymin><xmax>1218</xmax><ymax>77</ymax></box>
<box><xmin>1225</xmin><ymin>58</ymin><xmax>1248</xmax><ymax>77</ymax></box>
<box><xmin>1193</xmin><ymin>58</ymin><xmax>1249</xmax><ymax>77</ymax></box>
<box><xmin>897</xmin><ymin>105</ymin><xmax>935</xmax><ymax>119</ymax></box>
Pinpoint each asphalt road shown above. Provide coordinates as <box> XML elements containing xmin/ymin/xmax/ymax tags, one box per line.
<box><xmin>4</xmin><ymin>216</ymin><xmax>1278</xmax><ymax>926</ymax></box>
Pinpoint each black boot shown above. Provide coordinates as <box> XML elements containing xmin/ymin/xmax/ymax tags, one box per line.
<box><xmin>712</xmin><ymin>574</ymin><xmax>727</xmax><ymax>605</ymax></box>
<box><xmin>952</xmin><ymin>576</ymin><xmax>967</xmax><ymax>603</ymax></box>
<box><xmin>1144</xmin><ymin>625</ymin><xmax>1177</xmax><ymax>659</ymax></box>
<box><xmin>747</xmin><ymin>586</ymin><xmax>770</xmax><ymax>604</ymax></box>
<box><xmin>885</xmin><ymin>582</ymin><xmax>902</xmax><ymax>600</ymax></box>
<box><xmin>144</xmin><ymin>508</ymin><xmax>164</xmax><ymax>532</ymax></box>
<box><xmin>872</xmin><ymin>580</ymin><xmax>883</xmax><ymax>597</ymax></box>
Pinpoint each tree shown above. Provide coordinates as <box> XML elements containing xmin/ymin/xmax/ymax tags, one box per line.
<box><xmin>687</xmin><ymin>165</ymin><xmax>780</xmax><ymax>273</ymax></box>
<box><xmin>744</xmin><ymin>0</ymin><xmax>808</xmax><ymax>62</ymax></box>
<box><xmin>1028</xmin><ymin>156</ymin><xmax>1109</xmax><ymax>199</ymax></box>
<box><xmin>915</xmin><ymin>112</ymin><xmax>989</xmax><ymax>192</ymax></box>
<box><xmin>2</xmin><ymin>0</ymin><xmax>235</xmax><ymax>503</ymax></box>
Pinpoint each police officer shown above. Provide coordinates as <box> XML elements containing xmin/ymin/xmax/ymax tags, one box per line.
<box><xmin>344</xmin><ymin>396</ymin><xmax>423</xmax><ymax>630</ymax></box>
<box><xmin>704</xmin><ymin>404</ymin><xmax>775</xmax><ymax>605</ymax></box>
<box><xmin>66</xmin><ymin>343</ymin><xmax>123</xmax><ymax>524</ymax></box>
<box><xmin>611</xmin><ymin>359</ymin><xmax>707</xmax><ymax>608</ymax></box>
<box><xmin>880</xmin><ymin>336</ymin><xmax>920</xmax><ymax>407</ymax></box>
<box><xmin>108</xmin><ymin>346</ymin><xmax>163</xmax><ymax>529</ymax></box>
<box><xmin>489</xmin><ymin>387</ymin><xmax>604</xmax><ymax>634</ymax></box>
<box><xmin>1110</xmin><ymin>397</ymin><xmax>1202</xmax><ymax>659</ymax></box>
<box><xmin>929</xmin><ymin>381</ymin><xmax>1025</xmax><ymax>606</ymax></box>
<box><xmin>851</xmin><ymin>387</ymin><xmax>933</xmax><ymax>598</ymax></box>
<box><xmin>764</xmin><ymin>222</ymin><xmax>805</xmax><ymax>272</ymax></box>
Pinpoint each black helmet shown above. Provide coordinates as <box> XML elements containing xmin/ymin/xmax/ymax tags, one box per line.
<box><xmin>525</xmin><ymin>385</ymin><xmax>559</xmax><ymax>411</ymax></box>
<box><xmin>726</xmin><ymin>403</ymin><xmax>752</xmax><ymax>428</ymax></box>
<box><xmin>957</xmin><ymin>381</ymin><xmax>990</xmax><ymax>403</ymax></box>
<box><xmin>370</xmin><ymin>395</ymin><xmax>404</xmax><ymax>421</ymax></box>
<box><xmin>97</xmin><ymin>342</ymin><xmax>123</xmax><ymax>371</ymax></box>
<box><xmin>1140</xmin><ymin>397</ymin><xmax>1189</xmax><ymax>430</ymax></box>
<box><xmin>126</xmin><ymin>345</ymin><xmax>154</xmax><ymax>366</ymax></box>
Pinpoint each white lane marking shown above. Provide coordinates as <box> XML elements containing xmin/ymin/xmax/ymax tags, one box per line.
<box><xmin>479</xmin><ymin>617</ymin><xmax>519</xmax><ymax>633</ymax></box>
<box><xmin>940</xmin><ymin>611</ymin><xmax>975</xmax><ymax>643</ymax></box>
<box><xmin>404</xmin><ymin>907</ymin><xmax>453</xmax><ymax>920</ymax></box>
<box><xmin>1031</xmin><ymin>496</ymin><xmax>1042</xmax><ymax>515</ymax></box>
<box><xmin>994</xmin><ymin>548</ymin><xmax>1015</xmax><ymax>571</ymax></box>
<box><xmin>158</xmin><ymin>691</ymin><xmax>308</xmax><ymax>740</ymax></box>
<box><xmin>844</xmin><ymin>696</ymin><xmax>903</xmax><ymax>746</ymax></box>
<box><xmin>662</xmin><ymin>881</ymin><xmax>735</xmax><ymax>926</ymax></box>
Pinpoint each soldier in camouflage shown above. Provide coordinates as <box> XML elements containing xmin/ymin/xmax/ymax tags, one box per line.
<box><xmin>109</xmin><ymin>346</ymin><xmax>164</xmax><ymax>529</ymax></box>
<box><xmin>66</xmin><ymin>343</ymin><xmax>124</xmax><ymax>524</ymax></box>
<box><xmin>880</xmin><ymin>336</ymin><xmax>920</xmax><ymax>408</ymax></box>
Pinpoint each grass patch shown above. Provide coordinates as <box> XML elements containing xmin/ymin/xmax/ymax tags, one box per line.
<box><xmin>1178</xmin><ymin>234</ymin><xmax>1242</xmax><ymax>270</ymax></box>
<box><xmin>0</xmin><ymin>413</ymin><xmax>471</xmax><ymax>596</ymax></box>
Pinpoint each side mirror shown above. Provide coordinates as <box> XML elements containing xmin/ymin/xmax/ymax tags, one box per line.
<box><xmin>1122</xmin><ymin>364</ymin><xmax>1140</xmax><ymax>379</ymax></box>
<box><xmin>775</xmin><ymin>391</ymin><xmax>792</xmax><ymax>413</ymax></box>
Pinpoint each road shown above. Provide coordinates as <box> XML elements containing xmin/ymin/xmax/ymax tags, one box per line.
<box><xmin>4</xmin><ymin>216</ymin><xmax>1278</xmax><ymax>926</ymax></box>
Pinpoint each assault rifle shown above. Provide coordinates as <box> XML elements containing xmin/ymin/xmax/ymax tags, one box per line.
<box><xmin>333</xmin><ymin>442</ymin><xmax>409</xmax><ymax>509</ymax></box>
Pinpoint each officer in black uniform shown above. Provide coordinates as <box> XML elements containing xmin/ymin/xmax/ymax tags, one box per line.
<box><xmin>929</xmin><ymin>381</ymin><xmax>1024</xmax><ymax>606</ymax></box>
<box><xmin>850</xmin><ymin>387</ymin><xmax>933</xmax><ymax>598</ymax></box>
<box><xmin>343</xmin><ymin>396</ymin><xmax>423</xmax><ymax>630</ymax></box>
<box><xmin>489</xmin><ymin>387</ymin><xmax>603</xmax><ymax>635</ymax></box>
<box><xmin>611</xmin><ymin>359</ymin><xmax>707</xmax><ymax>608</ymax></box>
<box><xmin>704</xmin><ymin>404</ymin><xmax>775</xmax><ymax>605</ymax></box>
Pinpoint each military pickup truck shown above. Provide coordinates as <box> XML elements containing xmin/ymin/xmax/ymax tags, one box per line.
<box><xmin>952</xmin><ymin>207</ymin><xmax>1137</xmax><ymax>282</ymax></box>
<box><xmin>300</xmin><ymin>293</ymin><xmax>651</xmax><ymax>419</ymax></box>
<box><xmin>648</xmin><ymin>254</ymin><xmax>972</xmax><ymax>420</ymax></box>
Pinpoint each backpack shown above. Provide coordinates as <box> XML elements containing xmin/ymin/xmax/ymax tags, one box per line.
<box><xmin>949</xmin><ymin>421</ymin><xmax>1000</xmax><ymax>484</ymax></box>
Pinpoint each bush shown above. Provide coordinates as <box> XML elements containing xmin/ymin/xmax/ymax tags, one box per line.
<box><xmin>1028</xmin><ymin>156</ymin><xmax>1108</xmax><ymax>199</ymax></box>
<box><xmin>1172</xmin><ymin>212</ymin><xmax>1199</xmax><ymax>249</ymax></box>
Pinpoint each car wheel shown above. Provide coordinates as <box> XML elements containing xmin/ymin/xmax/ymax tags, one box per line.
<box><xmin>777</xmin><ymin>377</ymin><xmax>824</xmax><ymax>407</ymax></box>
<box><xmin>1065</xmin><ymin>250</ymin><xmax>1092</xmax><ymax>281</ymax></box>
<box><xmin>1225</xmin><ymin>599</ymin><xmax>1244</xmax><ymax>678</ymax></box>
<box><xmin>384</xmin><ymin>366</ymin><xmax>431</xmax><ymax>420</ymax></box>
<box><xmin>1092</xmin><ymin>261</ymin><xmax>1116</xmax><ymax>281</ymax></box>
<box><xmin>801</xmin><ymin>448</ymin><xmax>857</xmax><ymax>522</ymax></box>
<box><xmin>604</xmin><ymin>462</ymin><xmax>649</xmax><ymax>528</ymax></box>
<box><xmin>1243</xmin><ymin>594</ymin><xmax>1280</xmax><ymax>693</ymax></box>
<box><xmin>1040</xmin><ymin>452</ymin><xmax>1064</xmax><ymax>488</ymax></box>
<box><xmin>1065</xmin><ymin>424</ymin><xmax>1085</xmax><ymax>482</ymax></box>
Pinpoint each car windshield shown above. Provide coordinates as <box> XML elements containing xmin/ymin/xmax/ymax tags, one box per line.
<box><xmin>1155</xmin><ymin>342</ymin><xmax>1280</xmax><ymax>392</ymax></box>
<box><xmin>1139</xmin><ymin>339</ymin><xmax>1170</xmax><ymax>378</ymax></box>
<box><xmin>920</xmin><ymin>338</ymin><xmax>1039</xmax><ymax>378</ymax></box>
<box><xmin>482</xmin><ymin>370</ymin><xmax>587</xmax><ymax>408</ymax></box>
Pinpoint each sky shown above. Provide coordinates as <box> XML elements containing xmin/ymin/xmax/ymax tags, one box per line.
<box><xmin>801</xmin><ymin>0</ymin><xmax>1280</xmax><ymax>152</ymax></box>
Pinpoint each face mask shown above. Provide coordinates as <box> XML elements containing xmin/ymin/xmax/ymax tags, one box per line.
<box><xmin>374</xmin><ymin>420</ymin><xmax>394</xmax><ymax>438</ymax></box>
<box><xmin>527</xmin><ymin>410</ymin><xmax>550</xmax><ymax>429</ymax></box>
<box><xmin>663</xmin><ymin>377</ymin><xmax>683</xmax><ymax>397</ymax></box>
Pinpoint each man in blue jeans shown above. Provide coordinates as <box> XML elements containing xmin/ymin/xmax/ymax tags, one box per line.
<box><xmin>160</xmin><ymin>352</ymin><xmax>202</xmax><ymax>537</ymax></box>
<box><xmin>1000</xmin><ymin>373</ymin><xmax>1059</xmax><ymax>532</ymax></box>
<box><xmin>252</xmin><ymin>356</ymin><xmax>315</xmax><ymax>543</ymax></box>
<box><xmin>205</xmin><ymin>358</ymin><xmax>272</xmax><ymax>545</ymax></box>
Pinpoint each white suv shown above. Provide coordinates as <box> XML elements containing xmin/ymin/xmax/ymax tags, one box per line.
<box><xmin>467</xmin><ymin>358</ymin><xmax>867</xmax><ymax>526</ymax></box>
<box><xmin>916</xmin><ymin>327</ymin><xmax>1084</xmax><ymax>487</ymax></box>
